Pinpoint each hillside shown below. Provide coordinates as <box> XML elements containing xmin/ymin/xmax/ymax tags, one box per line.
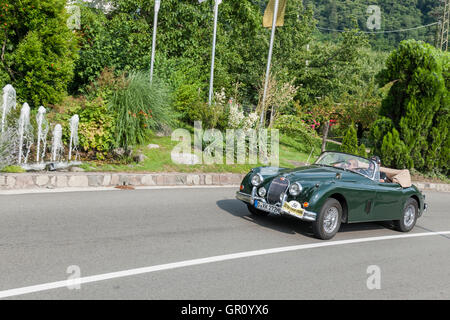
<box><xmin>304</xmin><ymin>0</ymin><xmax>443</xmax><ymax>50</ymax></box>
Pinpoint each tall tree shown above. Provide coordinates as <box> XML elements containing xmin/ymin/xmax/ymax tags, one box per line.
<box><xmin>0</xmin><ymin>0</ymin><xmax>78</xmax><ymax>106</ymax></box>
<box><xmin>372</xmin><ymin>40</ymin><xmax>449</xmax><ymax>173</ymax></box>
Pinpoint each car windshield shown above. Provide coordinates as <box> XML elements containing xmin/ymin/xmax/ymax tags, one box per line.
<box><xmin>315</xmin><ymin>152</ymin><xmax>376</xmax><ymax>179</ymax></box>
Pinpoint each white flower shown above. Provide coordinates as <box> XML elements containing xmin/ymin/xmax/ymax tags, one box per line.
<box><xmin>228</xmin><ymin>102</ymin><xmax>245</xmax><ymax>129</ymax></box>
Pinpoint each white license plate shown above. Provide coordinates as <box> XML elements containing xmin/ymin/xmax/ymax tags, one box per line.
<box><xmin>282</xmin><ymin>202</ymin><xmax>305</xmax><ymax>218</ymax></box>
<box><xmin>255</xmin><ymin>201</ymin><xmax>279</xmax><ymax>214</ymax></box>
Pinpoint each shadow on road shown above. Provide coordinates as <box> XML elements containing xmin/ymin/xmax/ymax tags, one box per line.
<box><xmin>216</xmin><ymin>199</ymin><xmax>393</xmax><ymax>239</ymax></box>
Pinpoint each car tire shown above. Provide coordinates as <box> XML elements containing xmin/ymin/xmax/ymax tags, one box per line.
<box><xmin>247</xmin><ymin>204</ymin><xmax>269</xmax><ymax>216</ymax></box>
<box><xmin>312</xmin><ymin>198</ymin><xmax>342</xmax><ymax>240</ymax></box>
<box><xmin>394</xmin><ymin>198</ymin><xmax>418</xmax><ymax>232</ymax></box>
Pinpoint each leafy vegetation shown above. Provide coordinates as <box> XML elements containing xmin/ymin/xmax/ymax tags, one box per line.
<box><xmin>0</xmin><ymin>1</ymin><xmax>447</xmax><ymax>179</ymax></box>
<box><xmin>307</xmin><ymin>0</ymin><xmax>441</xmax><ymax>50</ymax></box>
<box><xmin>371</xmin><ymin>40</ymin><xmax>449</xmax><ymax>174</ymax></box>
<box><xmin>0</xmin><ymin>0</ymin><xmax>78</xmax><ymax>106</ymax></box>
<box><xmin>110</xmin><ymin>71</ymin><xmax>175</xmax><ymax>149</ymax></box>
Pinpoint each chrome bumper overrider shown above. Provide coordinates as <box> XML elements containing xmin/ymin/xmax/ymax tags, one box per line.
<box><xmin>235</xmin><ymin>191</ymin><xmax>317</xmax><ymax>222</ymax></box>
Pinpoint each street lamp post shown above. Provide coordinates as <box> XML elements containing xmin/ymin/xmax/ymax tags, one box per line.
<box><xmin>199</xmin><ymin>0</ymin><xmax>222</xmax><ymax>106</ymax></box>
<box><xmin>150</xmin><ymin>0</ymin><xmax>161</xmax><ymax>84</ymax></box>
<box><xmin>259</xmin><ymin>0</ymin><xmax>279</xmax><ymax>127</ymax></box>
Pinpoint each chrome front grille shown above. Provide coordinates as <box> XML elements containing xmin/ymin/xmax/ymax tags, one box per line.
<box><xmin>267</xmin><ymin>177</ymin><xmax>289</xmax><ymax>204</ymax></box>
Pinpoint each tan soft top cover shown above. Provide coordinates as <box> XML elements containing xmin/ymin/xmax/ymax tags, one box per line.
<box><xmin>380</xmin><ymin>167</ymin><xmax>412</xmax><ymax>188</ymax></box>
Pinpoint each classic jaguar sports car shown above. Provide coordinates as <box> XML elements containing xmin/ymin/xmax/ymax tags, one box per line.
<box><xmin>236</xmin><ymin>151</ymin><xmax>428</xmax><ymax>240</ymax></box>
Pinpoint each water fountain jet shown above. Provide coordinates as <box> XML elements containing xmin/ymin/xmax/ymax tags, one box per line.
<box><xmin>36</xmin><ymin>106</ymin><xmax>48</xmax><ymax>163</ymax></box>
<box><xmin>1</xmin><ymin>84</ymin><xmax>16</xmax><ymax>133</ymax></box>
<box><xmin>18</xmin><ymin>103</ymin><xmax>33</xmax><ymax>164</ymax></box>
<box><xmin>51</xmin><ymin>124</ymin><xmax>63</xmax><ymax>162</ymax></box>
<box><xmin>68</xmin><ymin>114</ymin><xmax>79</xmax><ymax>162</ymax></box>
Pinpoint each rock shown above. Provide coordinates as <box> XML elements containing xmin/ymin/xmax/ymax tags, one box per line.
<box><xmin>133</xmin><ymin>153</ymin><xmax>147</xmax><ymax>163</ymax></box>
<box><xmin>69</xmin><ymin>166</ymin><xmax>85</xmax><ymax>172</ymax></box>
<box><xmin>171</xmin><ymin>153</ymin><xmax>200</xmax><ymax>165</ymax></box>
<box><xmin>46</xmin><ymin>163</ymin><xmax>57</xmax><ymax>171</ymax></box>
<box><xmin>147</xmin><ymin>144</ymin><xmax>160</xmax><ymax>149</ymax></box>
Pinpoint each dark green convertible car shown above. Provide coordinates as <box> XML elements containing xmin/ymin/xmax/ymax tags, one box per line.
<box><xmin>236</xmin><ymin>151</ymin><xmax>428</xmax><ymax>240</ymax></box>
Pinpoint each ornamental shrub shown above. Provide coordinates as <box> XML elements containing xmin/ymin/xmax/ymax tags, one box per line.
<box><xmin>341</xmin><ymin>123</ymin><xmax>358</xmax><ymax>155</ymax></box>
<box><xmin>380</xmin><ymin>129</ymin><xmax>412</xmax><ymax>169</ymax></box>
<box><xmin>373</xmin><ymin>40</ymin><xmax>449</xmax><ymax>174</ymax></box>
<box><xmin>109</xmin><ymin>72</ymin><xmax>176</xmax><ymax>149</ymax></box>
<box><xmin>49</xmin><ymin>95</ymin><xmax>116</xmax><ymax>160</ymax></box>
<box><xmin>358</xmin><ymin>143</ymin><xmax>367</xmax><ymax>158</ymax></box>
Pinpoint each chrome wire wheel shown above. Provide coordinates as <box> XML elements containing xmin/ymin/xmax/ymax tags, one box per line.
<box><xmin>403</xmin><ymin>204</ymin><xmax>416</xmax><ymax>228</ymax></box>
<box><xmin>323</xmin><ymin>206</ymin><xmax>339</xmax><ymax>234</ymax></box>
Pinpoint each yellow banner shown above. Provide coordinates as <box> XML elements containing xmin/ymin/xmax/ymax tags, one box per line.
<box><xmin>263</xmin><ymin>0</ymin><xmax>287</xmax><ymax>28</ymax></box>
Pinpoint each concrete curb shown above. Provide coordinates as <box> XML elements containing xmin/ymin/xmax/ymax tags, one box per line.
<box><xmin>0</xmin><ymin>172</ymin><xmax>448</xmax><ymax>192</ymax></box>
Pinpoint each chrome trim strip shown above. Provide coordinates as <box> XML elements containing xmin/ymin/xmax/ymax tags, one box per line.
<box><xmin>236</xmin><ymin>192</ymin><xmax>252</xmax><ymax>204</ymax></box>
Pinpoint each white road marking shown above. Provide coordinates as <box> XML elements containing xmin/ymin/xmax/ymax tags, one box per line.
<box><xmin>0</xmin><ymin>185</ymin><xmax>239</xmax><ymax>195</ymax></box>
<box><xmin>1</xmin><ymin>231</ymin><xmax>449</xmax><ymax>299</ymax></box>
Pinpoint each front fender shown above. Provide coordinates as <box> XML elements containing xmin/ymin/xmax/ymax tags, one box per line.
<box><xmin>306</xmin><ymin>182</ymin><xmax>344</xmax><ymax>214</ymax></box>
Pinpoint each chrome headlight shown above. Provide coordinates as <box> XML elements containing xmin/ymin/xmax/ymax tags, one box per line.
<box><xmin>258</xmin><ymin>187</ymin><xmax>267</xmax><ymax>197</ymax></box>
<box><xmin>289</xmin><ymin>182</ymin><xmax>303</xmax><ymax>196</ymax></box>
<box><xmin>251</xmin><ymin>173</ymin><xmax>264</xmax><ymax>186</ymax></box>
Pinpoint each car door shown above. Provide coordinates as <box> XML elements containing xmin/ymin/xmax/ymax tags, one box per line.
<box><xmin>372</xmin><ymin>182</ymin><xmax>405</xmax><ymax>221</ymax></box>
<box><xmin>338</xmin><ymin>174</ymin><xmax>379</xmax><ymax>223</ymax></box>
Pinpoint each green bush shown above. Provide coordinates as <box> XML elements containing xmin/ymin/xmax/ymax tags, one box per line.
<box><xmin>78</xmin><ymin>97</ymin><xmax>116</xmax><ymax>159</ymax></box>
<box><xmin>109</xmin><ymin>72</ymin><xmax>176</xmax><ymax>149</ymax></box>
<box><xmin>173</xmin><ymin>84</ymin><xmax>203</xmax><ymax>123</ymax></box>
<box><xmin>0</xmin><ymin>0</ymin><xmax>78</xmax><ymax>106</ymax></box>
<box><xmin>273</xmin><ymin>115</ymin><xmax>318</xmax><ymax>151</ymax></box>
<box><xmin>373</xmin><ymin>40</ymin><xmax>449</xmax><ymax>174</ymax></box>
<box><xmin>49</xmin><ymin>95</ymin><xmax>117</xmax><ymax>160</ymax></box>
<box><xmin>369</xmin><ymin>117</ymin><xmax>394</xmax><ymax>156</ymax></box>
<box><xmin>0</xmin><ymin>165</ymin><xmax>26</xmax><ymax>173</ymax></box>
<box><xmin>358</xmin><ymin>143</ymin><xmax>367</xmax><ymax>158</ymax></box>
<box><xmin>341</xmin><ymin>123</ymin><xmax>358</xmax><ymax>155</ymax></box>
<box><xmin>380</xmin><ymin>129</ymin><xmax>412</xmax><ymax>169</ymax></box>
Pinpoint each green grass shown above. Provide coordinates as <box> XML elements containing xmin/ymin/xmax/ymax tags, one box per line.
<box><xmin>81</xmin><ymin>134</ymin><xmax>342</xmax><ymax>174</ymax></box>
<box><xmin>1</xmin><ymin>165</ymin><xmax>26</xmax><ymax>173</ymax></box>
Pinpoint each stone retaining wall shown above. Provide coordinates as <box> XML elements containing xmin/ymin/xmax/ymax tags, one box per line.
<box><xmin>0</xmin><ymin>172</ymin><xmax>247</xmax><ymax>190</ymax></box>
<box><xmin>0</xmin><ymin>172</ymin><xmax>449</xmax><ymax>192</ymax></box>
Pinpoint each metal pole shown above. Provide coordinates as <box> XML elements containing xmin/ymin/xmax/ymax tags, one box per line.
<box><xmin>150</xmin><ymin>0</ymin><xmax>161</xmax><ymax>84</ymax></box>
<box><xmin>208</xmin><ymin>0</ymin><xmax>221</xmax><ymax>105</ymax></box>
<box><xmin>259</xmin><ymin>0</ymin><xmax>279</xmax><ymax>127</ymax></box>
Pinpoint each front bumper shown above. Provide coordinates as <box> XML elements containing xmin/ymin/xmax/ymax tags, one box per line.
<box><xmin>236</xmin><ymin>190</ymin><xmax>317</xmax><ymax>222</ymax></box>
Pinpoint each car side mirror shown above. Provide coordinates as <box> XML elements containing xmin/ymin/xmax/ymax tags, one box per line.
<box><xmin>335</xmin><ymin>173</ymin><xmax>342</xmax><ymax>179</ymax></box>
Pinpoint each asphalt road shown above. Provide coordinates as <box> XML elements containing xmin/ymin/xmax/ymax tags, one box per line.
<box><xmin>0</xmin><ymin>187</ymin><xmax>449</xmax><ymax>300</ymax></box>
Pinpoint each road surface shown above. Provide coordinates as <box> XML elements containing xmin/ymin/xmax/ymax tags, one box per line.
<box><xmin>0</xmin><ymin>187</ymin><xmax>449</xmax><ymax>299</ymax></box>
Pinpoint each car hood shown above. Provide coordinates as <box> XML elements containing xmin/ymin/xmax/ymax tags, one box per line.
<box><xmin>281</xmin><ymin>165</ymin><xmax>346</xmax><ymax>182</ymax></box>
<box><xmin>258</xmin><ymin>165</ymin><xmax>356</xmax><ymax>185</ymax></box>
